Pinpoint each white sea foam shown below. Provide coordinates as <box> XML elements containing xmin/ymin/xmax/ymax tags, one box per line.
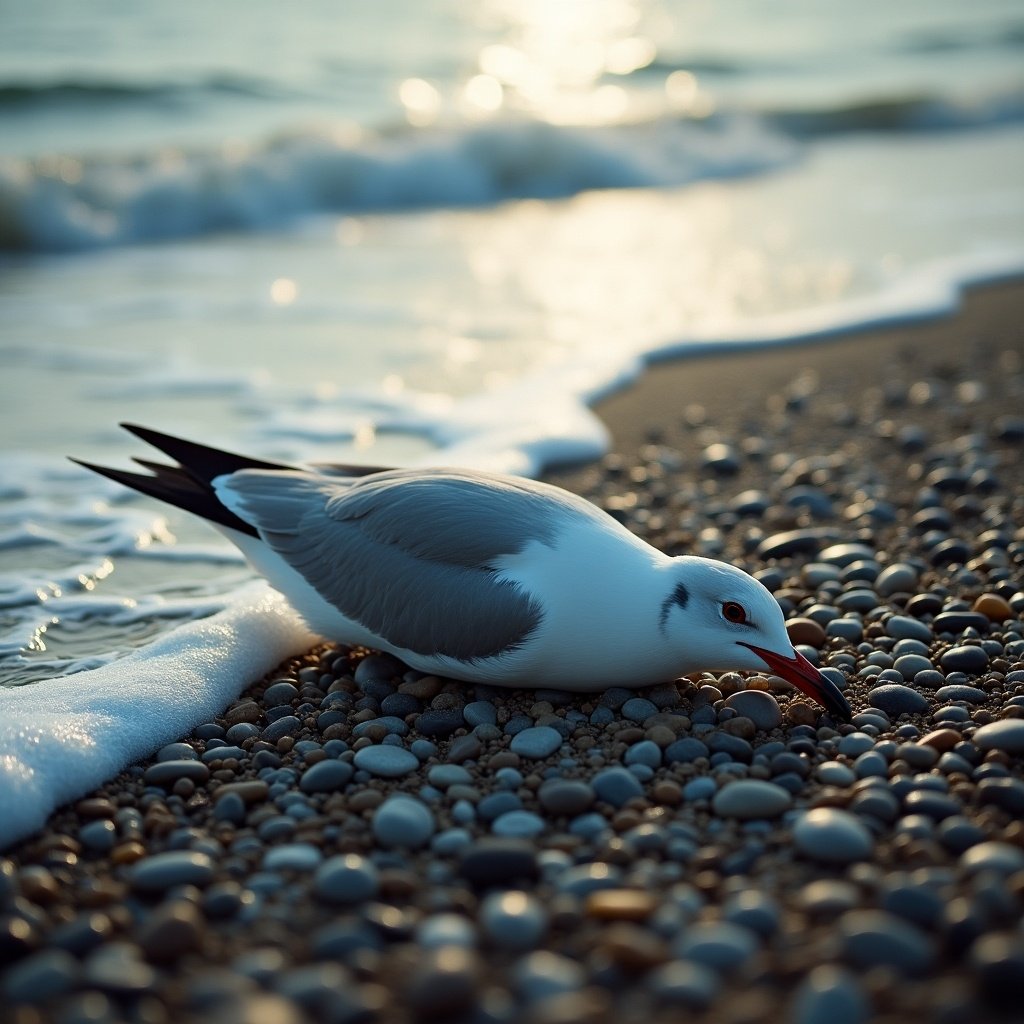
<box><xmin>0</xmin><ymin>585</ymin><xmax>315</xmax><ymax>848</ymax></box>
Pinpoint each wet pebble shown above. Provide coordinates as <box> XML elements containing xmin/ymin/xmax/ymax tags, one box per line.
<box><xmin>129</xmin><ymin>851</ymin><xmax>215</xmax><ymax>892</ymax></box>
<box><xmin>712</xmin><ymin>780</ymin><xmax>791</xmax><ymax>819</ymax></box>
<box><xmin>793</xmin><ymin>809</ymin><xmax>873</xmax><ymax>863</ymax></box>
<box><xmin>725</xmin><ymin>690</ymin><xmax>783</xmax><ymax>730</ymax></box>
<box><xmin>313</xmin><ymin>854</ymin><xmax>378</xmax><ymax>904</ymax></box>
<box><xmin>838</xmin><ymin>910</ymin><xmax>935</xmax><ymax>974</ymax></box>
<box><xmin>372</xmin><ymin>795</ymin><xmax>435</xmax><ymax>848</ymax></box>
<box><xmin>353</xmin><ymin>745</ymin><xmax>419</xmax><ymax>778</ymax></box>
<box><xmin>480</xmin><ymin>891</ymin><xmax>547</xmax><ymax>950</ymax></box>
<box><xmin>869</xmin><ymin>684</ymin><xmax>930</xmax><ymax>717</ymax></box>
<box><xmin>973</xmin><ymin>719</ymin><xmax>1024</xmax><ymax>754</ymax></box>
<box><xmin>510</xmin><ymin>725</ymin><xmax>563</xmax><ymax>759</ymax></box>
<box><xmin>592</xmin><ymin>766</ymin><xmax>645</xmax><ymax>807</ymax></box>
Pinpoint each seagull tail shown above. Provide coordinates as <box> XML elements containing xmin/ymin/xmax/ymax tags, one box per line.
<box><xmin>71</xmin><ymin>424</ymin><xmax>396</xmax><ymax>536</ymax></box>
<box><xmin>68</xmin><ymin>424</ymin><xmax>298</xmax><ymax>538</ymax></box>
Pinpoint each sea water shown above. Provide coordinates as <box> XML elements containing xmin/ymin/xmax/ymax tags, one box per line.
<box><xmin>1</xmin><ymin>0</ymin><xmax>1023</xmax><ymax>844</ymax></box>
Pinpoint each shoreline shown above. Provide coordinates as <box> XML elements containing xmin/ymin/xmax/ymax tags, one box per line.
<box><xmin>3</xmin><ymin>281</ymin><xmax>1024</xmax><ymax>1023</ymax></box>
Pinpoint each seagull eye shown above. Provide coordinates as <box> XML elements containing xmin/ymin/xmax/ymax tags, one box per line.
<box><xmin>722</xmin><ymin>601</ymin><xmax>747</xmax><ymax>625</ymax></box>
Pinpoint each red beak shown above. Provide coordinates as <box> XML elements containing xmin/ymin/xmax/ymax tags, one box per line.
<box><xmin>739</xmin><ymin>642</ymin><xmax>852</xmax><ymax>721</ymax></box>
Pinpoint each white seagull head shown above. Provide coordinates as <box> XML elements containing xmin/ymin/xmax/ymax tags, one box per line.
<box><xmin>662</xmin><ymin>556</ymin><xmax>850</xmax><ymax>719</ymax></box>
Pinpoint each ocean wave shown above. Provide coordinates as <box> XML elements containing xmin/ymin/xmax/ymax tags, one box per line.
<box><xmin>0</xmin><ymin>72</ymin><xmax>293</xmax><ymax>109</ymax></box>
<box><xmin>2</xmin><ymin>81</ymin><xmax>1021</xmax><ymax>253</ymax></box>
<box><xmin>0</xmin><ymin>115</ymin><xmax>793</xmax><ymax>252</ymax></box>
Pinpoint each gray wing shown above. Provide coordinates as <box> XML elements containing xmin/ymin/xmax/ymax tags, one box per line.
<box><xmin>220</xmin><ymin>467</ymin><xmax>592</xmax><ymax>661</ymax></box>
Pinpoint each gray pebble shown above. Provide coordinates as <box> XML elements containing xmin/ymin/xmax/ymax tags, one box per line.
<box><xmin>934</xmin><ymin>684</ymin><xmax>988</xmax><ymax>704</ymax></box>
<box><xmin>648</xmin><ymin>960</ymin><xmax>719</xmax><ymax>1010</ymax></box>
<box><xmin>791</xmin><ymin>965</ymin><xmax>870</xmax><ymax>1024</ymax></box>
<box><xmin>492</xmin><ymin>810</ymin><xmax>545</xmax><ymax>838</ymax></box>
<box><xmin>624</xmin><ymin>740</ymin><xmax>662</xmax><ymax>768</ymax></box>
<box><xmin>299</xmin><ymin>759</ymin><xmax>353</xmax><ymax>794</ymax></box>
<box><xmin>876</xmin><ymin>564</ymin><xmax>919</xmax><ymax>597</ymax></box>
<box><xmin>973</xmin><ymin>719</ymin><xmax>1024</xmax><ymax>754</ymax></box>
<box><xmin>712</xmin><ymin>780</ymin><xmax>791</xmax><ymax>819</ymax></box>
<box><xmin>940</xmin><ymin>645</ymin><xmax>989</xmax><ymax>673</ymax></box>
<box><xmin>261</xmin><ymin>716</ymin><xmax>302</xmax><ymax>743</ymax></box>
<box><xmin>78</xmin><ymin>819</ymin><xmax>116</xmax><ymax>853</ymax></box>
<box><xmin>372</xmin><ymin>794</ymin><xmax>435</xmax><ymax>848</ymax></box>
<box><xmin>513</xmin><ymin>950</ymin><xmax>585</xmax><ymax>1002</ymax></box>
<box><xmin>837</xmin><ymin>732</ymin><xmax>875</xmax><ymax>756</ymax></box>
<box><xmin>143</xmin><ymin>759</ymin><xmax>210</xmax><ymax>788</ymax></box>
<box><xmin>509</xmin><ymin>726</ymin><xmax>563</xmax><ymax>759</ymax></box>
<box><xmin>538</xmin><ymin>779</ymin><xmax>595</xmax><ymax>816</ymax></box>
<box><xmin>622</xmin><ymin>697</ymin><xmax>659</xmax><ymax>722</ymax></box>
<box><xmin>353</xmin><ymin>745</ymin><xmax>419</xmax><ymax>778</ymax></box>
<box><xmin>794</xmin><ymin>809</ymin><xmax>874</xmax><ymax>863</ymax></box>
<box><xmin>816</xmin><ymin>761</ymin><xmax>856</xmax><ymax>786</ymax></box>
<box><xmin>130</xmin><ymin>851</ymin><xmax>215</xmax><ymax>892</ymax></box>
<box><xmin>893</xmin><ymin>655</ymin><xmax>933</xmax><ymax>680</ymax></box>
<box><xmin>262</xmin><ymin>843</ymin><xmax>322</xmax><ymax>872</ymax></box>
<box><xmin>156</xmin><ymin>742</ymin><xmax>197</xmax><ymax>762</ymax></box>
<box><xmin>960</xmin><ymin>842</ymin><xmax>1024</xmax><ymax>876</ymax></box>
<box><xmin>885</xmin><ymin>616</ymin><xmax>933</xmax><ymax>643</ymax></box>
<box><xmin>463</xmin><ymin>700</ymin><xmax>497</xmax><ymax>727</ymax></box>
<box><xmin>592</xmin><ymin>766</ymin><xmax>644</xmax><ymax>807</ymax></box>
<box><xmin>673</xmin><ymin>921</ymin><xmax>758</xmax><ymax>970</ymax></box>
<box><xmin>869</xmin><ymin>684</ymin><xmax>930</xmax><ymax>717</ymax></box>
<box><xmin>725</xmin><ymin>690</ymin><xmax>782</xmax><ymax>730</ymax></box>
<box><xmin>313</xmin><ymin>854</ymin><xmax>379</xmax><ymax>904</ymax></box>
<box><xmin>480</xmin><ymin>891</ymin><xmax>547</xmax><ymax>950</ymax></box>
<box><xmin>838</xmin><ymin>910</ymin><xmax>934</xmax><ymax>974</ymax></box>
<box><xmin>2</xmin><ymin>949</ymin><xmax>79</xmax><ymax>1003</ymax></box>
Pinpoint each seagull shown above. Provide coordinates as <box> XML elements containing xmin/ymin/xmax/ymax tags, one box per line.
<box><xmin>72</xmin><ymin>424</ymin><xmax>852</xmax><ymax>720</ymax></box>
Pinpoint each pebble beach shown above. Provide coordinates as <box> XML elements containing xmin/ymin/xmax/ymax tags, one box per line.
<box><xmin>3</xmin><ymin>281</ymin><xmax>1024</xmax><ymax>1023</ymax></box>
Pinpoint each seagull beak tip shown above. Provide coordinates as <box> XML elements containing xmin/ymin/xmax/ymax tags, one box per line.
<box><xmin>741</xmin><ymin>642</ymin><xmax>853</xmax><ymax>723</ymax></box>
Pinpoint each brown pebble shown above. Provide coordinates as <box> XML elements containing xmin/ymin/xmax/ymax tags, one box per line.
<box><xmin>787</xmin><ymin>701</ymin><xmax>818</xmax><ymax>726</ymax></box>
<box><xmin>645</xmin><ymin>725</ymin><xmax>676</xmax><ymax>747</ymax></box>
<box><xmin>972</xmin><ymin>593</ymin><xmax>1013</xmax><ymax>621</ymax></box>
<box><xmin>599</xmin><ymin>922</ymin><xmax>669</xmax><ymax>970</ymax></box>
<box><xmin>723</xmin><ymin>716</ymin><xmax>756</xmax><ymax>739</ymax></box>
<box><xmin>348</xmin><ymin>789</ymin><xmax>384</xmax><ymax>812</ymax></box>
<box><xmin>745</xmin><ymin>676</ymin><xmax>772</xmax><ymax>691</ymax></box>
<box><xmin>487</xmin><ymin>751</ymin><xmax>521</xmax><ymax>770</ymax></box>
<box><xmin>215</xmin><ymin>781</ymin><xmax>269</xmax><ymax>803</ymax></box>
<box><xmin>137</xmin><ymin>901</ymin><xmax>205</xmax><ymax>963</ymax></box>
<box><xmin>586</xmin><ymin>889</ymin><xmax>657</xmax><ymax>922</ymax></box>
<box><xmin>172</xmin><ymin>778</ymin><xmax>195</xmax><ymax>799</ymax></box>
<box><xmin>786</xmin><ymin>617</ymin><xmax>827</xmax><ymax>647</ymax></box>
<box><xmin>110</xmin><ymin>841</ymin><xmax>147</xmax><ymax>865</ymax></box>
<box><xmin>919</xmin><ymin>729</ymin><xmax>961</xmax><ymax>752</ymax></box>
<box><xmin>651</xmin><ymin>780</ymin><xmax>683</xmax><ymax>805</ymax></box>
<box><xmin>225</xmin><ymin>700</ymin><xmax>262</xmax><ymax>724</ymax></box>
<box><xmin>397</xmin><ymin>675</ymin><xmax>444</xmax><ymax>700</ymax></box>
<box><xmin>75</xmin><ymin>798</ymin><xmax>117</xmax><ymax>819</ymax></box>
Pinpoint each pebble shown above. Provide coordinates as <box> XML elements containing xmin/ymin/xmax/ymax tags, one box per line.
<box><xmin>621</xmin><ymin>697</ymin><xmax>659</xmax><ymax>722</ymax></box>
<box><xmin>592</xmin><ymin>766</ymin><xmax>644</xmax><ymax>807</ymax></box>
<box><xmin>960</xmin><ymin>842</ymin><xmax>1024</xmax><ymax>876</ymax></box>
<box><xmin>538</xmin><ymin>779</ymin><xmax>595</xmax><ymax>816</ymax></box>
<box><xmin>480</xmin><ymin>891</ymin><xmax>547</xmax><ymax>950</ymax></box>
<box><xmin>885</xmin><ymin>615</ymin><xmax>933</xmax><ymax>643</ymax></box>
<box><xmin>869</xmin><ymin>683</ymin><xmax>930</xmax><ymax>716</ymax></box>
<box><xmin>509</xmin><ymin>726</ymin><xmax>563</xmax><ymax>759</ymax></box>
<box><xmin>940</xmin><ymin>645</ymin><xmax>990</xmax><ymax>673</ymax></box>
<box><xmin>492</xmin><ymin>810</ymin><xmax>545</xmax><ymax>838</ymax></box>
<box><xmin>793</xmin><ymin>809</ymin><xmax>874</xmax><ymax>863</ymax></box>
<box><xmin>673</xmin><ymin>922</ymin><xmax>759</xmax><ymax>971</ymax></box>
<box><xmin>725</xmin><ymin>690</ymin><xmax>783</xmax><ymax>730</ymax></box>
<box><xmin>838</xmin><ymin>910</ymin><xmax>935</xmax><ymax>974</ymax></box>
<box><xmin>372</xmin><ymin>795</ymin><xmax>435</xmax><ymax>848</ymax></box>
<box><xmin>129</xmin><ymin>851</ymin><xmax>215</xmax><ymax>892</ymax></box>
<box><xmin>712</xmin><ymin>780</ymin><xmax>792</xmax><ymax>819</ymax></box>
<box><xmin>313</xmin><ymin>854</ymin><xmax>379</xmax><ymax>904</ymax></box>
<box><xmin>353</xmin><ymin>745</ymin><xmax>419</xmax><ymax>777</ymax></box>
<box><xmin>973</xmin><ymin>719</ymin><xmax>1024</xmax><ymax>754</ymax></box>
<box><xmin>790</xmin><ymin>965</ymin><xmax>870</xmax><ymax>1024</ymax></box>
<box><xmin>299</xmin><ymin>759</ymin><xmax>353</xmax><ymax>793</ymax></box>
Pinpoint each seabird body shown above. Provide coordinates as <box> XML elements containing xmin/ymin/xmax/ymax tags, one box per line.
<box><xmin>74</xmin><ymin>425</ymin><xmax>852</xmax><ymax>719</ymax></box>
